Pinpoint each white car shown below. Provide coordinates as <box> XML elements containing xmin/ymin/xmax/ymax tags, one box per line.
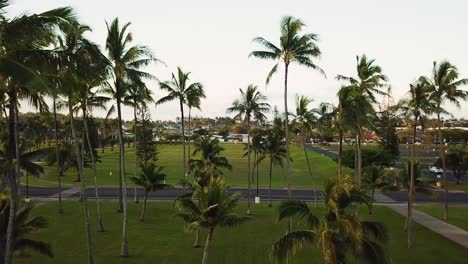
<box><xmin>428</xmin><ymin>166</ymin><xmax>443</xmax><ymax>174</ymax></box>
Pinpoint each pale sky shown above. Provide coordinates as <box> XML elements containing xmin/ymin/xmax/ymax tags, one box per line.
<box><xmin>10</xmin><ymin>0</ymin><xmax>468</xmax><ymax>121</ymax></box>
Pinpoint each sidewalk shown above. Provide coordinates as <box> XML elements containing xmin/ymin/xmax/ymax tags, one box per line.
<box><xmin>386</xmin><ymin>204</ymin><xmax>468</xmax><ymax>249</ymax></box>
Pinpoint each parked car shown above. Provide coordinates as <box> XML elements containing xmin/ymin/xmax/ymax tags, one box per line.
<box><xmin>428</xmin><ymin>166</ymin><xmax>443</xmax><ymax>174</ymax></box>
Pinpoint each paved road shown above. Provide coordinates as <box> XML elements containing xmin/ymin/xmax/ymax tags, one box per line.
<box><xmin>305</xmin><ymin>144</ymin><xmax>337</xmax><ymax>159</ymax></box>
<box><xmin>21</xmin><ymin>186</ymin><xmax>324</xmax><ymax>202</ymax></box>
<box><xmin>21</xmin><ymin>185</ymin><xmax>468</xmax><ymax>203</ymax></box>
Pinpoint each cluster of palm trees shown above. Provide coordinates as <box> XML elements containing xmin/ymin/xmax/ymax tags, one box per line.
<box><xmin>0</xmin><ymin>1</ymin><xmax>160</xmax><ymax>262</ymax></box>
<box><xmin>398</xmin><ymin>61</ymin><xmax>467</xmax><ymax>247</ymax></box>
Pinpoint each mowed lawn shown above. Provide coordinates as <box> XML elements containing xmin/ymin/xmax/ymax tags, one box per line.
<box><xmin>415</xmin><ymin>205</ymin><xmax>468</xmax><ymax>231</ymax></box>
<box><xmin>34</xmin><ymin>143</ymin><xmax>341</xmax><ymax>188</ymax></box>
<box><xmin>15</xmin><ymin>201</ymin><xmax>468</xmax><ymax>264</ymax></box>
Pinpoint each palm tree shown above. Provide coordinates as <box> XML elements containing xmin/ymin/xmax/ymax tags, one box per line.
<box><xmin>124</xmin><ymin>82</ymin><xmax>154</xmax><ymax>204</ymax></box>
<box><xmin>130</xmin><ymin>161</ymin><xmax>172</xmax><ymax>221</ymax></box>
<box><xmin>226</xmin><ymin>85</ymin><xmax>269</xmax><ymax>214</ymax></box>
<box><xmin>0</xmin><ymin>136</ymin><xmax>46</xmax><ymax>188</ymax></box>
<box><xmin>425</xmin><ymin>61</ymin><xmax>467</xmax><ymax>219</ymax></box>
<box><xmin>336</xmin><ymin>87</ymin><xmax>351</xmax><ymax>177</ymax></box>
<box><xmin>251</xmin><ymin>130</ymin><xmax>265</xmax><ymax>198</ymax></box>
<box><xmin>0</xmin><ymin>195</ymin><xmax>53</xmax><ymax>262</ymax></box>
<box><xmin>186</xmin><ymin>135</ymin><xmax>232</xmax><ymax>248</ymax></box>
<box><xmin>272</xmin><ymin>175</ymin><xmax>389</xmax><ymax>264</ymax></box>
<box><xmin>395</xmin><ymin>161</ymin><xmax>435</xmax><ymax>231</ymax></box>
<box><xmin>336</xmin><ymin>55</ymin><xmax>387</xmax><ymax>185</ymax></box>
<box><xmin>399</xmin><ymin>78</ymin><xmax>433</xmax><ymax>248</ymax></box>
<box><xmin>189</xmin><ymin>136</ymin><xmax>232</xmax><ymax>175</ymax></box>
<box><xmin>51</xmin><ymin>84</ymin><xmax>64</xmax><ymax>214</ymax></box>
<box><xmin>263</xmin><ymin>128</ymin><xmax>287</xmax><ymax>207</ymax></box>
<box><xmin>362</xmin><ymin>164</ymin><xmax>388</xmax><ymax>214</ymax></box>
<box><xmin>0</xmin><ymin>5</ymin><xmax>76</xmax><ymax>263</ymax></box>
<box><xmin>69</xmin><ymin>27</ymin><xmax>110</xmax><ymax>232</ymax></box>
<box><xmin>55</xmin><ymin>20</ymin><xmax>106</xmax><ymax>263</ymax></box>
<box><xmin>175</xmin><ymin>177</ymin><xmax>253</xmax><ymax>264</ymax></box>
<box><xmin>105</xmin><ymin>17</ymin><xmax>156</xmax><ymax>257</ymax></box>
<box><xmin>156</xmin><ymin>67</ymin><xmax>204</xmax><ymax>180</ymax></box>
<box><xmin>291</xmin><ymin>95</ymin><xmax>318</xmax><ymax>206</ymax></box>
<box><xmin>250</xmin><ymin>16</ymin><xmax>324</xmax><ymax>206</ymax></box>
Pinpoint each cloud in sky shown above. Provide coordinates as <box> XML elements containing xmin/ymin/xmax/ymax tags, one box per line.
<box><xmin>11</xmin><ymin>0</ymin><xmax>468</xmax><ymax>120</ymax></box>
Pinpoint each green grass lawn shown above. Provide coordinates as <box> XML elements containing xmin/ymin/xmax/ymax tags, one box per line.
<box><xmin>31</xmin><ymin>143</ymin><xmax>342</xmax><ymax>188</ymax></box>
<box><xmin>14</xmin><ymin>201</ymin><xmax>468</xmax><ymax>264</ymax></box>
<box><xmin>415</xmin><ymin>204</ymin><xmax>468</xmax><ymax>231</ymax></box>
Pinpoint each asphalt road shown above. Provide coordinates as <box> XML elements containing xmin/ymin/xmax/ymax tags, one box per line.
<box><xmin>22</xmin><ymin>186</ymin><xmax>323</xmax><ymax>202</ymax></box>
<box><xmin>20</xmin><ymin>185</ymin><xmax>468</xmax><ymax>204</ymax></box>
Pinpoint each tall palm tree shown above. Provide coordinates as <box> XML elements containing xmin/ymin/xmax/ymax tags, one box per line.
<box><xmin>79</xmin><ymin>87</ymin><xmax>109</xmax><ymax>232</ymax></box>
<box><xmin>263</xmin><ymin>128</ymin><xmax>287</xmax><ymax>207</ymax></box>
<box><xmin>425</xmin><ymin>61</ymin><xmax>467</xmax><ymax>219</ymax></box>
<box><xmin>336</xmin><ymin>87</ymin><xmax>351</xmax><ymax>178</ymax></box>
<box><xmin>336</xmin><ymin>55</ymin><xmax>387</xmax><ymax>185</ymax></box>
<box><xmin>49</xmin><ymin>80</ymin><xmax>64</xmax><ymax>214</ymax></box>
<box><xmin>175</xmin><ymin>177</ymin><xmax>253</xmax><ymax>264</ymax></box>
<box><xmin>156</xmin><ymin>67</ymin><xmax>204</xmax><ymax>180</ymax></box>
<box><xmin>0</xmin><ymin>4</ymin><xmax>77</xmax><ymax>263</ymax></box>
<box><xmin>291</xmin><ymin>95</ymin><xmax>318</xmax><ymax>206</ymax></box>
<box><xmin>105</xmin><ymin>17</ymin><xmax>156</xmax><ymax>257</ymax></box>
<box><xmin>130</xmin><ymin>161</ymin><xmax>172</xmax><ymax>221</ymax></box>
<box><xmin>399</xmin><ymin>78</ymin><xmax>433</xmax><ymax>248</ymax></box>
<box><xmin>250</xmin><ymin>16</ymin><xmax>324</xmax><ymax>205</ymax></box>
<box><xmin>226</xmin><ymin>85</ymin><xmax>269</xmax><ymax>215</ymax></box>
<box><xmin>67</xmin><ymin>25</ymin><xmax>110</xmax><ymax>232</ymax></box>
<box><xmin>124</xmin><ymin>82</ymin><xmax>154</xmax><ymax>203</ymax></box>
<box><xmin>272</xmin><ymin>175</ymin><xmax>389</xmax><ymax>264</ymax></box>
<box><xmin>55</xmin><ymin>21</ymin><xmax>99</xmax><ymax>263</ymax></box>
<box><xmin>0</xmin><ymin>195</ymin><xmax>53</xmax><ymax>262</ymax></box>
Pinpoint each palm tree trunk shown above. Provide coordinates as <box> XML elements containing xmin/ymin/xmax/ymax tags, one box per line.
<box><xmin>193</xmin><ymin>228</ymin><xmax>200</xmax><ymax>248</ymax></box>
<box><xmin>354</xmin><ymin>136</ymin><xmax>358</xmax><ymax>179</ymax></box>
<box><xmin>180</xmin><ymin>100</ymin><xmax>186</xmax><ymax>179</ymax></box>
<box><xmin>246</xmin><ymin>117</ymin><xmax>252</xmax><ymax>215</ymax></box>
<box><xmin>357</xmin><ymin>134</ymin><xmax>362</xmax><ymax>186</ymax></box>
<box><xmin>407</xmin><ymin>119</ymin><xmax>417</xmax><ymax>248</ymax></box>
<box><xmin>4</xmin><ymin>92</ymin><xmax>19</xmax><ymax>264</ymax></box>
<box><xmin>83</xmin><ymin>108</ymin><xmax>105</xmax><ymax>232</ymax></box>
<box><xmin>338</xmin><ymin>116</ymin><xmax>343</xmax><ymax>178</ymax></box>
<box><xmin>116</xmin><ymin>97</ymin><xmax>129</xmax><ymax>257</ymax></box>
<box><xmin>188</xmin><ymin>107</ymin><xmax>191</xmax><ymax>174</ymax></box>
<box><xmin>201</xmin><ymin>228</ymin><xmax>214</xmax><ymax>264</ymax></box>
<box><xmin>438</xmin><ymin>113</ymin><xmax>448</xmax><ymax>219</ymax></box>
<box><xmin>53</xmin><ymin>95</ymin><xmax>64</xmax><ymax>214</ymax></box>
<box><xmin>284</xmin><ymin>63</ymin><xmax>292</xmax><ymax>232</ymax></box>
<box><xmin>140</xmin><ymin>190</ymin><xmax>148</xmax><ymax>222</ymax></box>
<box><xmin>69</xmin><ymin>97</ymin><xmax>94</xmax><ymax>264</ymax></box>
<box><xmin>269</xmin><ymin>157</ymin><xmax>272</xmax><ymax>207</ymax></box>
<box><xmin>134</xmin><ymin>106</ymin><xmax>139</xmax><ymax>204</ymax></box>
<box><xmin>256</xmin><ymin>153</ymin><xmax>259</xmax><ymax>199</ymax></box>
<box><xmin>253</xmin><ymin>151</ymin><xmax>257</xmax><ymax>184</ymax></box>
<box><xmin>303</xmin><ymin>129</ymin><xmax>317</xmax><ymax>207</ymax></box>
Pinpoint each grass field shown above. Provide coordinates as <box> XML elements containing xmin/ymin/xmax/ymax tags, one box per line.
<box><xmin>29</xmin><ymin>143</ymin><xmax>343</xmax><ymax>188</ymax></box>
<box><xmin>415</xmin><ymin>204</ymin><xmax>468</xmax><ymax>231</ymax></box>
<box><xmin>15</xmin><ymin>201</ymin><xmax>468</xmax><ymax>264</ymax></box>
